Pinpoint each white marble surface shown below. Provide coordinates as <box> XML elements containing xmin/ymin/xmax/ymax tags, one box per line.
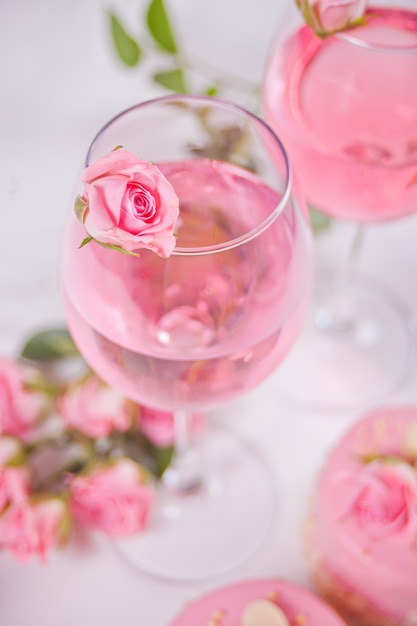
<box><xmin>1</xmin><ymin>1</ymin><xmax>417</xmax><ymax>624</ymax></box>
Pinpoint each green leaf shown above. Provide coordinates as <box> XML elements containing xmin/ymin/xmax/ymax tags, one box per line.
<box><xmin>129</xmin><ymin>429</ymin><xmax>174</xmax><ymax>479</ymax></box>
<box><xmin>152</xmin><ymin>445</ymin><xmax>174</xmax><ymax>478</ymax></box>
<box><xmin>74</xmin><ymin>195</ymin><xmax>88</xmax><ymax>223</ymax></box>
<box><xmin>308</xmin><ymin>205</ymin><xmax>332</xmax><ymax>234</ymax></box>
<box><xmin>94</xmin><ymin>240</ymin><xmax>140</xmax><ymax>256</ymax></box>
<box><xmin>109</xmin><ymin>12</ymin><xmax>142</xmax><ymax>67</ymax></box>
<box><xmin>153</xmin><ymin>67</ymin><xmax>187</xmax><ymax>93</ymax></box>
<box><xmin>20</xmin><ymin>328</ymin><xmax>79</xmax><ymax>362</ymax></box>
<box><xmin>79</xmin><ymin>236</ymin><xmax>93</xmax><ymax>248</ymax></box>
<box><xmin>79</xmin><ymin>236</ymin><xmax>140</xmax><ymax>256</ymax></box>
<box><xmin>146</xmin><ymin>0</ymin><xmax>178</xmax><ymax>53</ymax></box>
<box><xmin>204</xmin><ymin>85</ymin><xmax>219</xmax><ymax>97</ymax></box>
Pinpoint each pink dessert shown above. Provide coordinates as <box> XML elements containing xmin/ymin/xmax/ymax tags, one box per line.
<box><xmin>307</xmin><ymin>406</ymin><xmax>417</xmax><ymax>626</ymax></box>
<box><xmin>169</xmin><ymin>578</ymin><xmax>347</xmax><ymax>625</ymax></box>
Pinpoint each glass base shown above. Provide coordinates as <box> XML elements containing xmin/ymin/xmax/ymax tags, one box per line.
<box><xmin>275</xmin><ymin>271</ymin><xmax>415</xmax><ymax>411</ymax></box>
<box><xmin>110</xmin><ymin>423</ymin><xmax>276</xmax><ymax>582</ymax></box>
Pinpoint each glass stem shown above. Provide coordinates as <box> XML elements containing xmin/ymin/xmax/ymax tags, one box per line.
<box><xmin>162</xmin><ymin>410</ymin><xmax>203</xmax><ymax>494</ymax></box>
<box><xmin>315</xmin><ymin>223</ymin><xmax>366</xmax><ymax>333</ymax></box>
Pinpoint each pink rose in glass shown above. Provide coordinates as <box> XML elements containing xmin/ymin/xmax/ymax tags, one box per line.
<box><xmin>0</xmin><ymin>497</ymin><xmax>70</xmax><ymax>561</ymax></box>
<box><xmin>75</xmin><ymin>148</ymin><xmax>179</xmax><ymax>258</ymax></box>
<box><xmin>59</xmin><ymin>373</ymin><xmax>135</xmax><ymax>438</ymax></box>
<box><xmin>139</xmin><ymin>405</ymin><xmax>204</xmax><ymax>448</ymax></box>
<box><xmin>69</xmin><ymin>459</ymin><xmax>153</xmax><ymax>536</ymax></box>
<box><xmin>0</xmin><ymin>358</ymin><xmax>47</xmax><ymax>438</ymax></box>
<box><xmin>349</xmin><ymin>461</ymin><xmax>417</xmax><ymax>538</ymax></box>
<box><xmin>296</xmin><ymin>0</ymin><xmax>368</xmax><ymax>36</ymax></box>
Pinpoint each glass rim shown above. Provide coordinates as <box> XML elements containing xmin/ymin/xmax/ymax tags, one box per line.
<box><xmin>335</xmin><ymin>7</ymin><xmax>417</xmax><ymax>54</ymax></box>
<box><xmin>85</xmin><ymin>94</ymin><xmax>293</xmax><ymax>257</ymax></box>
<box><xmin>336</xmin><ymin>30</ymin><xmax>417</xmax><ymax>54</ymax></box>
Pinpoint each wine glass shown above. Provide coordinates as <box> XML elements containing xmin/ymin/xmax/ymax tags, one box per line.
<box><xmin>61</xmin><ymin>95</ymin><xmax>313</xmax><ymax>581</ymax></box>
<box><xmin>263</xmin><ymin>1</ymin><xmax>417</xmax><ymax>410</ymax></box>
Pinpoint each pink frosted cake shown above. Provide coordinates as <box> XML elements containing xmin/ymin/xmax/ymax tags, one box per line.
<box><xmin>307</xmin><ymin>406</ymin><xmax>417</xmax><ymax>626</ymax></box>
<box><xmin>169</xmin><ymin>578</ymin><xmax>347</xmax><ymax>625</ymax></box>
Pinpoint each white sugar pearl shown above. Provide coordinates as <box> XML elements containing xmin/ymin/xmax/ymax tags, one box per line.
<box><xmin>241</xmin><ymin>599</ymin><xmax>290</xmax><ymax>626</ymax></box>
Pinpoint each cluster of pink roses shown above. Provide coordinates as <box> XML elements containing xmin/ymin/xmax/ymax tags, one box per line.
<box><xmin>0</xmin><ymin>356</ymin><xmax>191</xmax><ymax>562</ymax></box>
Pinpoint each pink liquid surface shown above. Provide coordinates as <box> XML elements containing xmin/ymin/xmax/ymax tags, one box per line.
<box><xmin>62</xmin><ymin>159</ymin><xmax>311</xmax><ymax>411</ymax></box>
<box><xmin>263</xmin><ymin>8</ymin><xmax>417</xmax><ymax>222</ymax></box>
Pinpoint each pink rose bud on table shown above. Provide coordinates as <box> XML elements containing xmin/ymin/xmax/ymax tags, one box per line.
<box><xmin>59</xmin><ymin>373</ymin><xmax>135</xmax><ymax>438</ymax></box>
<box><xmin>0</xmin><ymin>358</ymin><xmax>49</xmax><ymax>438</ymax></box>
<box><xmin>75</xmin><ymin>148</ymin><xmax>180</xmax><ymax>258</ymax></box>
<box><xmin>296</xmin><ymin>0</ymin><xmax>368</xmax><ymax>36</ymax></box>
<box><xmin>0</xmin><ymin>497</ymin><xmax>71</xmax><ymax>561</ymax></box>
<box><xmin>69</xmin><ymin>458</ymin><xmax>153</xmax><ymax>536</ymax></box>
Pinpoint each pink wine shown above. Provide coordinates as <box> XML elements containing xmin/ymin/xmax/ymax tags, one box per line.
<box><xmin>263</xmin><ymin>8</ymin><xmax>417</xmax><ymax>222</ymax></box>
<box><xmin>62</xmin><ymin>159</ymin><xmax>311</xmax><ymax>411</ymax></box>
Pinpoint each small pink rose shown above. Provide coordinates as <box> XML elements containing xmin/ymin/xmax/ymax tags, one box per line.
<box><xmin>59</xmin><ymin>374</ymin><xmax>135</xmax><ymax>439</ymax></box>
<box><xmin>69</xmin><ymin>459</ymin><xmax>153</xmax><ymax>536</ymax></box>
<box><xmin>297</xmin><ymin>0</ymin><xmax>368</xmax><ymax>36</ymax></box>
<box><xmin>139</xmin><ymin>406</ymin><xmax>204</xmax><ymax>448</ymax></box>
<box><xmin>0</xmin><ymin>497</ymin><xmax>70</xmax><ymax>561</ymax></box>
<box><xmin>0</xmin><ymin>358</ymin><xmax>48</xmax><ymax>438</ymax></box>
<box><xmin>76</xmin><ymin>148</ymin><xmax>179</xmax><ymax>258</ymax></box>
<box><xmin>349</xmin><ymin>461</ymin><xmax>417</xmax><ymax>537</ymax></box>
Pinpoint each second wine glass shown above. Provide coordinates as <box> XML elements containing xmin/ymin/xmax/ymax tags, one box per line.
<box><xmin>263</xmin><ymin>0</ymin><xmax>417</xmax><ymax>410</ymax></box>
